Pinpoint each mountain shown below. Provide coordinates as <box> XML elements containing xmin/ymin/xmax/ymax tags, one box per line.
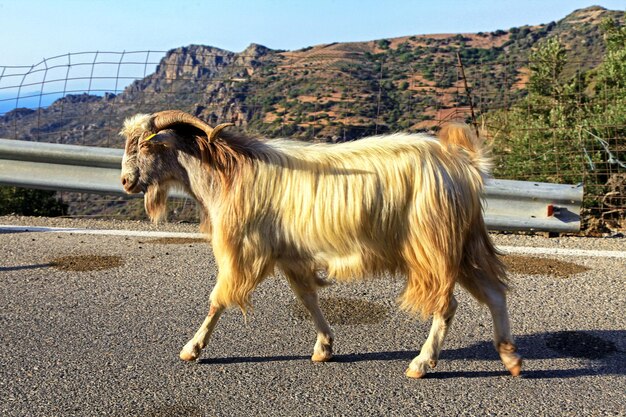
<box><xmin>0</xmin><ymin>6</ymin><xmax>622</xmax><ymax>147</ymax></box>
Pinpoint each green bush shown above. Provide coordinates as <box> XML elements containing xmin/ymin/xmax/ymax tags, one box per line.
<box><xmin>0</xmin><ymin>187</ymin><xmax>68</xmax><ymax>217</ymax></box>
<box><xmin>377</xmin><ymin>39</ymin><xmax>391</xmax><ymax>50</ymax></box>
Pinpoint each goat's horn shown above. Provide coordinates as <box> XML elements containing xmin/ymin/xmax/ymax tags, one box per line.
<box><xmin>150</xmin><ymin>110</ymin><xmax>216</xmax><ymax>140</ymax></box>
<box><xmin>209</xmin><ymin>123</ymin><xmax>234</xmax><ymax>142</ymax></box>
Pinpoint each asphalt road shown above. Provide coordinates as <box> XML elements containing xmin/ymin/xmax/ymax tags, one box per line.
<box><xmin>1</xmin><ymin>216</ymin><xmax>624</xmax><ymax>416</ymax></box>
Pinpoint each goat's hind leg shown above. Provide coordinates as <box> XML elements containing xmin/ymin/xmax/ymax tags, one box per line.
<box><xmin>484</xmin><ymin>286</ymin><xmax>522</xmax><ymax>376</ymax></box>
<box><xmin>406</xmin><ymin>295</ymin><xmax>458</xmax><ymax>378</ymax></box>
<box><xmin>460</xmin><ymin>267</ymin><xmax>522</xmax><ymax>376</ymax></box>
<box><xmin>283</xmin><ymin>266</ymin><xmax>334</xmax><ymax>362</ymax></box>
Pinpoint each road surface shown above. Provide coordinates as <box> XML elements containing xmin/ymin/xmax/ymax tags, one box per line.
<box><xmin>1</xmin><ymin>216</ymin><xmax>624</xmax><ymax>416</ymax></box>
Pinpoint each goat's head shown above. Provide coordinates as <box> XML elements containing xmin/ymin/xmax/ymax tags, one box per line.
<box><xmin>119</xmin><ymin>110</ymin><xmax>232</xmax><ymax>221</ymax></box>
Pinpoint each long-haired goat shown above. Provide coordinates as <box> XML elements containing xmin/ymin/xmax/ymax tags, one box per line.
<box><xmin>120</xmin><ymin>110</ymin><xmax>522</xmax><ymax>378</ymax></box>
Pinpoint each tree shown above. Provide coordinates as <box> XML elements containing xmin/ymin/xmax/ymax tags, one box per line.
<box><xmin>484</xmin><ymin>37</ymin><xmax>585</xmax><ymax>184</ymax></box>
<box><xmin>528</xmin><ymin>37</ymin><xmax>567</xmax><ymax>97</ymax></box>
<box><xmin>593</xmin><ymin>16</ymin><xmax>626</xmax><ymax>98</ymax></box>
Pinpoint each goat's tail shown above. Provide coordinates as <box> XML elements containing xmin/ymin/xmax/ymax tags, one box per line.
<box><xmin>436</xmin><ymin>123</ymin><xmax>508</xmax><ymax>302</ymax></box>
<box><xmin>438</xmin><ymin>123</ymin><xmax>492</xmax><ymax>178</ymax></box>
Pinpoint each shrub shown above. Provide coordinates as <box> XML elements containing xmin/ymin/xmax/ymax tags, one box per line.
<box><xmin>0</xmin><ymin>187</ymin><xmax>68</xmax><ymax>217</ymax></box>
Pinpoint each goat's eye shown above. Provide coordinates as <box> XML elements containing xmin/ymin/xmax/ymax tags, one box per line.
<box><xmin>139</xmin><ymin>141</ymin><xmax>152</xmax><ymax>152</ymax></box>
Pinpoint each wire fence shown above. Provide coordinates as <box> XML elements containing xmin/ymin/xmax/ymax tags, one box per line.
<box><xmin>0</xmin><ymin>46</ymin><xmax>624</xmax><ymax>233</ymax></box>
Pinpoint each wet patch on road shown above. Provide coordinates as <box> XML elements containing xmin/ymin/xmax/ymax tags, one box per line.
<box><xmin>502</xmin><ymin>255</ymin><xmax>589</xmax><ymax>277</ymax></box>
<box><xmin>50</xmin><ymin>255</ymin><xmax>123</xmax><ymax>271</ymax></box>
<box><xmin>291</xmin><ymin>296</ymin><xmax>388</xmax><ymax>325</ymax></box>
<box><xmin>545</xmin><ymin>331</ymin><xmax>617</xmax><ymax>359</ymax></box>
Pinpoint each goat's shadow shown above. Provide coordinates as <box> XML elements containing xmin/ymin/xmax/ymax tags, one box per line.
<box><xmin>0</xmin><ymin>263</ymin><xmax>52</xmax><ymax>272</ymax></box>
<box><xmin>199</xmin><ymin>330</ymin><xmax>625</xmax><ymax>379</ymax></box>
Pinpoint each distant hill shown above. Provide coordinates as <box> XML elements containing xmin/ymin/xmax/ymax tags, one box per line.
<box><xmin>0</xmin><ymin>6</ymin><xmax>622</xmax><ymax>146</ymax></box>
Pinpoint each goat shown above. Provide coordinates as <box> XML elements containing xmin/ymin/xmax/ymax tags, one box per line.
<box><xmin>120</xmin><ymin>110</ymin><xmax>522</xmax><ymax>378</ymax></box>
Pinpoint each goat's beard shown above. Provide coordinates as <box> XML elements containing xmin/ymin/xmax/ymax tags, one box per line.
<box><xmin>144</xmin><ymin>184</ymin><xmax>168</xmax><ymax>223</ymax></box>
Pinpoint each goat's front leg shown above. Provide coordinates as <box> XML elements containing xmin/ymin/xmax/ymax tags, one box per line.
<box><xmin>283</xmin><ymin>267</ymin><xmax>334</xmax><ymax>362</ymax></box>
<box><xmin>180</xmin><ymin>304</ymin><xmax>224</xmax><ymax>361</ymax></box>
<box><xmin>302</xmin><ymin>291</ymin><xmax>334</xmax><ymax>362</ymax></box>
<box><xmin>406</xmin><ymin>296</ymin><xmax>458</xmax><ymax>378</ymax></box>
<box><xmin>179</xmin><ymin>252</ymin><xmax>269</xmax><ymax>362</ymax></box>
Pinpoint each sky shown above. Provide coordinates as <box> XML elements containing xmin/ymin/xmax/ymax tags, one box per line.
<box><xmin>0</xmin><ymin>0</ymin><xmax>624</xmax><ymax>113</ymax></box>
<box><xmin>1</xmin><ymin>0</ymin><xmax>624</xmax><ymax>66</ymax></box>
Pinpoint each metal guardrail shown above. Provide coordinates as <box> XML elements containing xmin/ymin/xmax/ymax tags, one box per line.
<box><xmin>0</xmin><ymin>139</ymin><xmax>125</xmax><ymax>195</ymax></box>
<box><xmin>0</xmin><ymin>138</ymin><xmax>583</xmax><ymax>232</ymax></box>
<box><xmin>484</xmin><ymin>180</ymin><xmax>582</xmax><ymax>232</ymax></box>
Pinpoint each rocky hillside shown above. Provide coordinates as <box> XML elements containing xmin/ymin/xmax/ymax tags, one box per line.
<box><xmin>0</xmin><ymin>6</ymin><xmax>622</xmax><ymax>146</ymax></box>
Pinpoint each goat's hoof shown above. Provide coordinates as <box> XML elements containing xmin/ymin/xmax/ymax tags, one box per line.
<box><xmin>405</xmin><ymin>368</ymin><xmax>426</xmax><ymax>379</ymax></box>
<box><xmin>507</xmin><ymin>359</ymin><xmax>523</xmax><ymax>377</ymax></box>
<box><xmin>311</xmin><ymin>352</ymin><xmax>333</xmax><ymax>362</ymax></box>
<box><xmin>312</xmin><ymin>341</ymin><xmax>333</xmax><ymax>362</ymax></box>
<box><xmin>179</xmin><ymin>345</ymin><xmax>200</xmax><ymax>362</ymax></box>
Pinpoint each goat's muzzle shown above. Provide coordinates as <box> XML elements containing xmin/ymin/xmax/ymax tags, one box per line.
<box><xmin>121</xmin><ymin>174</ymin><xmax>141</xmax><ymax>194</ymax></box>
